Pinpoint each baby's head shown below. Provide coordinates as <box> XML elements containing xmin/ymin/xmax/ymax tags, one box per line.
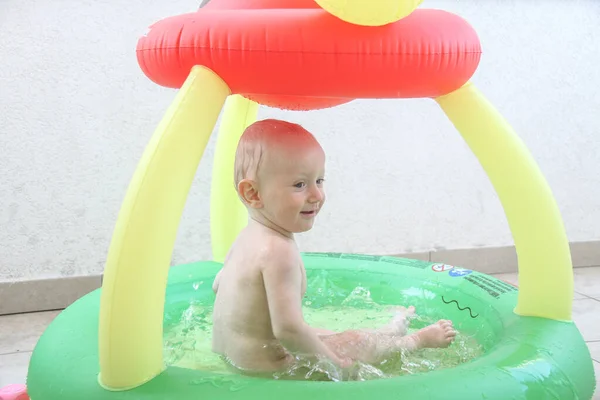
<box><xmin>234</xmin><ymin>119</ymin><xmax>326</xmax><ymax>236</ymax></box>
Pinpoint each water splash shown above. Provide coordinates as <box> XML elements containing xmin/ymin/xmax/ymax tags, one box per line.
<box><xmin>191</xmin><ymin>376</ymin><xmax>249</xmax><ymax>392</ymax></box>
<box><xmin>163</xmin><ymin>279</ymin><xmax>484</xmax><ymax>381</ymax></box>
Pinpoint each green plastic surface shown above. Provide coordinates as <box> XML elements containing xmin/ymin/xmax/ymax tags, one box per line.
<box><xmin>26</xmin><ymin>254</ymin><xmax>596</xmax><ymax>399</ymax></box>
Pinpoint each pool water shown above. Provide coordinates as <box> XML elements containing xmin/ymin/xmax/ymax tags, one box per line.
<box><xmin>163</xmin><ymin>281</ymin><xmax>484</xmax><ymax>381</ymax></box>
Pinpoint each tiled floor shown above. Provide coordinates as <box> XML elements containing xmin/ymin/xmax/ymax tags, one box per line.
<box><xmin>1</xmin><ymin>267</ymin><xmax>600</xmax><ymax>398</ymax></box>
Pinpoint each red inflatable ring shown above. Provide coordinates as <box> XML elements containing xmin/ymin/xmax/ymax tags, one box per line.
<box><xmin>136</xmin><ymin>0</ymin><xmax>482</xmax><ymax>110</ymax></box>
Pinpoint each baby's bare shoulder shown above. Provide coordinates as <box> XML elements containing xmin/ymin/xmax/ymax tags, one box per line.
<box><xmin>255</xmin><ymin>235</ymin><xmax>299</xmax><ymax>270</ymax></box>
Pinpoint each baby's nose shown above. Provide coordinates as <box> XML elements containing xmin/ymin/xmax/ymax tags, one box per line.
<box><xmin>309</xmin><ymin>189</ymin><xmax>324</xmax><ymax>202</ymax></box>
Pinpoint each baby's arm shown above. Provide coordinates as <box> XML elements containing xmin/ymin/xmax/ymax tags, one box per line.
<box><xmin>261</xmin><ymin>247</ymin><xmax>349</xmax><ymax>368</ymax></box>
<box><xmin>212</xmin><ymin>269</ymin><xmax>222</xmax><ymax>294</ymax></box>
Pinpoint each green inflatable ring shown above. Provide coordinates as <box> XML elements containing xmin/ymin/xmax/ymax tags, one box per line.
<box><xmin>26</xmin><ymin>253</ymin><xmax>595</xmax><ymax>399</ymax></box>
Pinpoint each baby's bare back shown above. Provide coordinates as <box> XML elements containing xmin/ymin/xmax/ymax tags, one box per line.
<box><xmin>212</xmin><ymin>227</ymin><xmax>303</xmax><ymax>372</ymax></box>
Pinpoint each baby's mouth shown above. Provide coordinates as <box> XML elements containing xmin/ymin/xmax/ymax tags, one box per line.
<box><xmin>300</xmin><ymin>210</ymin><xmax>317</xmax><ymax>216</ymax></box>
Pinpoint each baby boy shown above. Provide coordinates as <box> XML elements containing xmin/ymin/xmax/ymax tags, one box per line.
<box><xmin>211</xmin><ymin>119</ymin><xmax>456</xmax><ymax>379</ymax></box>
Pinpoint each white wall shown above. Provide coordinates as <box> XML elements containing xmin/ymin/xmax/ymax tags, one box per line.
<box><xmin>1</xmin><ymin>0</ymin><xmax>599</xmax><ymax>281</ymax></box>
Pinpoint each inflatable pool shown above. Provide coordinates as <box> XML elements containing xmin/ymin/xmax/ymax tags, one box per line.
<box><xmin>21</xmin><ymin>0</ymin><xmax>597</xmax><ymax>399</ymax></box>
<box><xmin>27</xmin><ymin>255</ymin><xmax>594</xmax><ymax>399</ymax></box>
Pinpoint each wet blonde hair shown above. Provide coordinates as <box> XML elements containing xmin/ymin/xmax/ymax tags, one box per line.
<box><xmin>233</xmin><ymin>119</ymin><xmax>320</xmax><ymax>188</ymax></box>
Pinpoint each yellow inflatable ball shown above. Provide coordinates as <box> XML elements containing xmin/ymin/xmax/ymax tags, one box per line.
<box><xmin>314</xmin><ymin>0</ymin><xmax>424</xmax><ymax>26</ymax></box>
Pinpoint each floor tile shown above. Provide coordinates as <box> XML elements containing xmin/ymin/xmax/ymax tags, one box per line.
<box><xmin>491</xmin><ymin>272</ymin><xmax>587</xmax><ymax>299</ymax></box>
<box><xmin>0</xmin><ymin>351</ymin><xmax>30</xmax><ymax>388</ymax></box>
<box><xmin>574</xmin><ymin>266</ymin><xmax>600</xmax><ymax>298</ymax></box>
<box><xmin>589</xmin><ymin>341</ymin><xmax>600</xmax><ymax>362</ymax></box>
<box><xmin>572</xmin><ymin>299</ymin><xmax>600</xmax><ymax>342</ymax></box>
<box><xmin>575</xmin><ymin>292</ymin><xmax>592</xmax><ymax>300</ymax></box>
<box><xmin>0</xmin><ymin>311</ymin><xmax>60</xmax><ymax>355</ymax></box>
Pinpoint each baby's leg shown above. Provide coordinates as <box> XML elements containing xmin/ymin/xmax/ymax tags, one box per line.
<box><xmin>321</xmin><ymin>318</ymin><xmax>456</xmax><ymax>365</ymax></box>
<box><xmin>317</xmin><ymin>306</ymin><xmax>414</xmax><ymax>339</ymax></box>
<box><xmin>363</xmin><ymin>305</ymin><xmax>416</xmax><ymax>337</ymax></box>
<box><xmin>390</xmin><ymin>319</ymin><xmax>456</xmax><ymax>352</ymax></box>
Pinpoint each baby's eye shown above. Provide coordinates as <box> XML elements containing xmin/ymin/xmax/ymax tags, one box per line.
<box><xmin>294</xmin><ymin>182</ymin><xmax>306</xmax><ymax>188</ymax></box>
<box><xmin>317</xmin><ymin>178</ymin><xmax>325</xmax><ymax>185</ymax></box>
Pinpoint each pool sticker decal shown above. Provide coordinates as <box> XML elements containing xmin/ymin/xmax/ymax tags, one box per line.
<box><xmin>432</xmin><ymin>263</ymin><xmax>454</xmax><ymax>272</ymax></box>
<box><xmin>448</xmin><ymin>268</ymin><xmax>473</xmax><ymax>277</ymax></box>
<box><xmin>441</xmin><ymin>296</ymin><xmax>479</xmax><ymax>318</ymax></box>
<box><xmin>462</xmin><ymin>274</ymin><xmax>518</xmax><ymax>299</ymax></box>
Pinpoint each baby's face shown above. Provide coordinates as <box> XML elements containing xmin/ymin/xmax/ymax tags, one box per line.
<box><xmin>257</xmin><ymin>144</ymin><xmax>326</xmax><ymax>235</ymax></box>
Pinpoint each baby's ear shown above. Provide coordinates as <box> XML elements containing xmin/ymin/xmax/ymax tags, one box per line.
<box><xmin>238</xmin><ymin>179</ymin><xmax>262</xmax><ymax>208</ymax></box>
